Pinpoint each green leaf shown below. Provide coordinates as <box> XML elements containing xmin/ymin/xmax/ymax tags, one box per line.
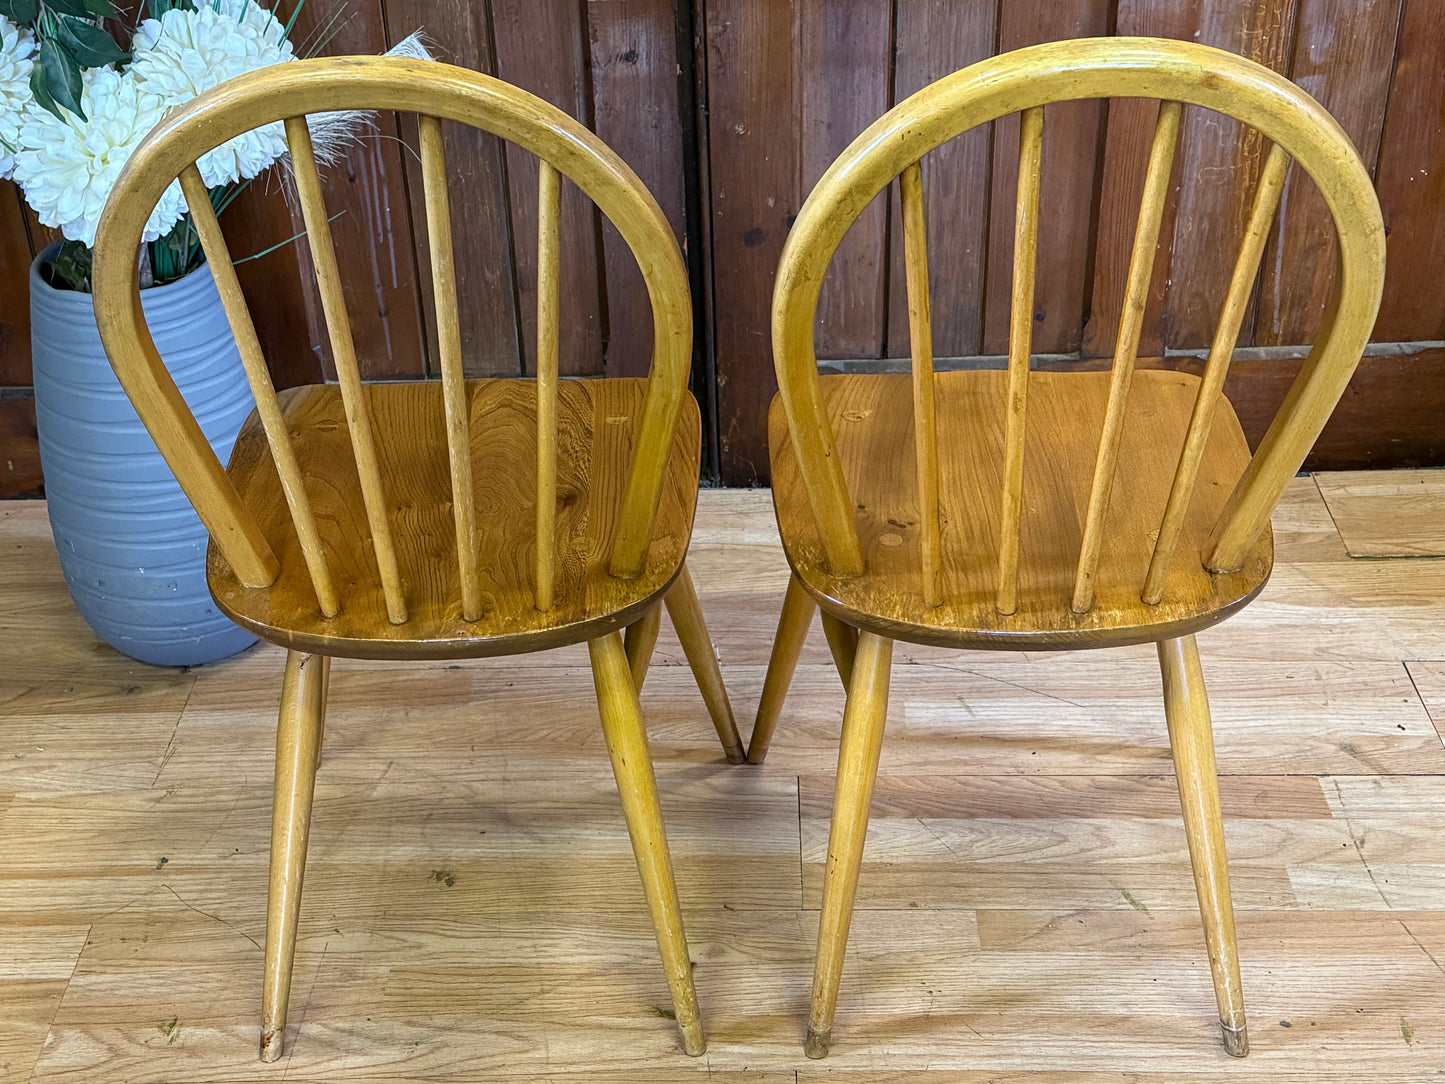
<box><xmin>28</xmin><ymin>57</ymin><xmax>63</xmax><ymax>121</ymax></box>
<box><xmin>53</xmin><ymin>15</ymin><xmax>126</xmax><ymax>66</ymax></box>
<box><xmin>0</xmin><ymin>0</ymin><xmax>39</xmax><ymax>26</ymax></box>
<box><xmin>80</xmin><ymin>0</ymin><xmax>118</xmax><ymax>18</ymax></box>
<box><xmin>38</xmin><ymin>38</ymin><xmax>85</xmax><ymax>121</ymax></box>
<box><xmin>42</xmin><ymin>0</ymin><xmax>90</xmax><ymax>17</ymax></box>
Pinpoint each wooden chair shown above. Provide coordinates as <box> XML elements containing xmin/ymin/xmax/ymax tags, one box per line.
<box><xmin>91</xmin><ymin>56</ymin><xmax>743</xmax><ymax>1060</ymax></box>
<box><xmin>749</xmin><ymin>38</ymin><xmax>1384</xmax><ymax>1059</ymax></box>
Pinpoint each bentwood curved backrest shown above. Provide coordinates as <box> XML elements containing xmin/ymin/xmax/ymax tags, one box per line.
<box><xmin>773</xmin><ymin>37</ymin><xmax>1384</xmax><ymax>615</ymax></box>
<box><xmin>93</xmin><ymin>56</ymin><xmax>691</xmax><ymax>626</ymax></box>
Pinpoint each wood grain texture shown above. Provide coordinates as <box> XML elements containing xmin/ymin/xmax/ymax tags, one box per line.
<box><xmin>706</xmin><ymin>0</ymin><xmax>796</xmax><ymax>484</ymax></box>
<box><xmin>8</xmin><ymin>480</ymin><xmax>1445</xmax><ymax>1077</ymax></box>
<box><xmin>1369</xmin><ymin>0</ymin><xmax>1445</xmax><ymax>342</ymax></box>
<box><xmin>417</xmin><ymin>115</ymin><xmax>482</xmax><ymax>621</ymax></box>
<box><xmin>587</xmin><ymin>0</ymin><xmax>689</xmax><ymax>379</ymax></box>
<box><xmin>0</xmin><ymin>183</ymin><xmax>34</xmax><ymax>387</ymax></box>
<box><xmin>211</xmin><ymin>378</ymin><xmax>700</xmax><ymax>659</ymax></box>
<box><xmin>771</xmin><ymin>370</ymin><xmax>1270</xmax><ymax>650</ymax></box>
<box><xmin>1073</xmin><ymin>100</ymin><xmax>1183</xmax><ymax>613</ymax></box>
<box><xmin>1162</xmin><ymin>0</ymin><xmax>1297</xmax><ymax>350</ymax></box>
<box><xmin>799</xmin><ymin>0</ymin><xmax>893</xmax><ymax>360</ymax></box>
<box><xmin>770</xmin><ymin>37</ymin><xmax>1384</xmax><ymax>598</ymax></box>
<box><xmin>1314</xmin><ymin>468</ymin><xmax>1445</xmax><ymax>557</ymax></box>
<box><xmin>898</xmin><ymin>161</ymin><xmax>941</xmax><ymax>608</ymax></box>
<box><xmin>996</xmin><ymin>106</ymin><xmax>1045</xmax><ymax>617</ymax></box>
<box><xmin>492</xmin><ymin>0</ymin><xmax>604</xmax><ymax>377</ymax></box>
<box><xmin>885</xmin><ymin>0</ymin><xmax>996</xmax><ymax>360</ymax></box>
<box><xmin>389</xmin><ymin>0</ymin><xmax>522</xmax><ymax>378</ymax></box>
<box><xmin>0</xmin><ymin>396</ymin><xmax>43</xmax><ymax>498</ymax></box>
<box><xmin>981</xmin><ymin>0</ymin><xmax>1110</xmax><ymax>356</ymax></box>
<box><xmin>1254</xmin><ymin>0</ymin><xmax>1402</xmax><ymax>346</ymax></box>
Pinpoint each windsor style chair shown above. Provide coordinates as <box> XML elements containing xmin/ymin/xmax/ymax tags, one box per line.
<box><xmin>91</xmin><ymin>57</ymin><xmax>742</xmax><ymax>1060</ymax></box>
<box><xmin>749</xmin><ymin>38</ymin><xmax>1384</xmax><ymax>1059</ymax></box>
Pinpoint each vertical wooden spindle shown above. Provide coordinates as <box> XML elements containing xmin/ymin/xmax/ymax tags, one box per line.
<box><xmin>534</xmin><ymin>160</ymin><xmax>561</xmax><ymax>611</ymax></box>
<box><xmin>1143</xmin><ymin>143</ymin><xmax>1290</xmax><ymax>605</ymax></box>
<box><xmin>418</xmin><ymin>115</ymin><xmax>482</xmax><ymax>622</ymax></box>
<box><xmin>285</xmin><ymin>116</ymin><xmax>407</xmax><ymax>624</ymax></box>
<box><xmin>996</xmin><ymin>105</ymin><xmax>1044</xmax><ymax>616</ymax></box>
<box><xmin>899</xmin><ymin>160</ymin><xmax>942</xmax><ymax>608</ymax></box>
<box><xmin>1071</xmin><ymin>100</ymin><xmax>1182</xmax><ymax>613</ymax></box>
<box><xmin>179</xmin><ymin>165</ymin><xmax>339</xmax><ymax>618</ymax></box>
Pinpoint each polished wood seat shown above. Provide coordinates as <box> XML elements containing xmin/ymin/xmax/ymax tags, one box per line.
<box><xmin>93</xmin><ymin>57</ymin><xmax>734</xmax><ymax>1062</ymax></box>
<box><xmin>770</xmin><ymin>369</ymin><xmax>1271</xmax><ymax>651</ymax></box>
<box><xmin>749</xmin><ymin>37</ymin><xmax>1385</xmax><ymax>1063</ymax></box>
<box><xmin>216</xmin><ymin>378</ymin><xmax>700</xmax><ymax>659</ymax></box>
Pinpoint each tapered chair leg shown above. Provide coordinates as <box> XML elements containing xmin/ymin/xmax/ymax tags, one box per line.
<box><xmin>260</xmin><ymin>650</ymin><xmax>328</xmax><ymax>1062</ymax></box>
<box><xmin>1158</xmin><ymin>635</ymin><xmax>1249</xmax><ymax>1057</ymax></box>
<box><xmin>624</xmin><ymin>602</ymin><xmax>663</xmax><ymax>693</ymax></box>
<box><xmin>807</xmin><ymin>631</ymin><xmax>893</xmax><ymax>1059</ymax></box>
<box><xmin>665</xmin><ymin>562</ymin><xmax>745</xmax><ymax>764</ymax></box>
<box><xmin>588</xmin><ymin>631</ymin><xmax>706</xmax><ymax>1056</ymax></box>
<box><xmin>747</xmin><ymin>574</ymin><xmax>817</xmax><ymax>764</ymax></box>
<box><xmin>820</xmin><ymin>612</ymin><xmax>857</xmax><ymax>692</ymax></box>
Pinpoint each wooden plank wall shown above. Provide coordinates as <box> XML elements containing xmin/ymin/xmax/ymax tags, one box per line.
<box><xmin>707</xmin><ymin>0</ymin><xmax>1441</xmax><ymax>483</ymax></box>
<box><xmin>0</xmin><ymin>0</ymin><xmax>690</xmax><ymax>494</ymax></box>
<box><xmin>2</xmin><ymin>0</ymin><xmax>1442</xmax><ymax>493</ymax></box>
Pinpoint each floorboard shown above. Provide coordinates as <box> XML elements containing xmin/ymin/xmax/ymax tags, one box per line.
<box><xmin>2</xmin><ymin>478</ymin><xmax>1445</xmax><ymax>1080</ymax></box>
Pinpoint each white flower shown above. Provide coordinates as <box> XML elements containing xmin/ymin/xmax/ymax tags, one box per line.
<box><xmin>12</xmin><ymin>66</ymin><xmax>186</xmax><ymax>246</ymax></box>
<box><xmin>131</xmin><ymin>0</ymin><xmax>295</xmax><ymax>186</ymax></box>
<box><xmin>0</xmin><ymin>15</ymin><xmax>35</xmax><ymax>179</ymax></box>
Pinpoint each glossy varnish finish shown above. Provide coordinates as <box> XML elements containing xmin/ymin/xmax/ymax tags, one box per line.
<box><xmin>761</xmin><ymin>37</ymin><xmax>1385</xmax><ymax>1060</ymax></box>
<box><xmin>770</xmin><ymin>369</ymin><xmax>1272</xmax><ymax>651</ymax></box>
<box><xmin>91</xmin><ymin>57</ymin><xmax>734</xmax><ymax>1061</ymax></box>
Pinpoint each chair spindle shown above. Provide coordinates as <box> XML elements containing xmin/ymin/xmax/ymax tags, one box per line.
<box><xmin>284</xmin><ymin>116</ymin><xmax>407</xmax><ymax>624</ymax></box>
<box><xmin>179</xmin><ymin>165</ymin><xmax>340</xmax><ymax>618</ymax></box>
<box><xmin>418</xmin><ymin>115</ymin><xmax>483</xmax><ymax>622</ymax></box>
<box><xmin>534</xmin><ymin>160</ymin><xmax>561</xmax><ymax>611</ymax></box>
<box><xmin>1143</xmin><ymin>142</ymin><xmax>1290</xmax><ymax>605</ymax></box>
<box><xmin>1071</xmin><ymin>100</ymin><xmax>1183</xmax><ymax>614</ymax></box>
<box><xmin>899</xmin><ymin>160</ymin><xmax>942</xmax><ymax>608</ymax></box>
<box><xmin>997</xmin><ymin>105</ymin><xmax>1044</xmax><ymax>616</ymax></box>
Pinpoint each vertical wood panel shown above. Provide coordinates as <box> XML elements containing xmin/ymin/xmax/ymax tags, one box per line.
<box><xmin>492</xmin><ymin>0</ymin><xmax>604</xmax><ymax>376</ymax></box>
<box><xmin>799</xmin><ymin>0</ymin><xmax>893</xmax><ymax>360</ymax></box>
<box><xmin>1</xmin><ymin>184</ymin><xmax>35</xmax><ymax>387</ymax></box>
<box><xmin>588</xmin><ymin>0</ymin><xmax>688</xmax><ymax>379</ymax></box>
<box><xmin>391</xmin><ymin>0</ymin><xmax>521</xmax><ymax>377</ymax></box>
<box><xmin>982</xmin><ymin>0</ymin><xmax>1109</xmax><ymax>356</ymax></box>
<box><xmin>221</xmin><ymin>175</ymin><xmax>325</xmax><ymax>390</ymax></box>
<box><xmin>1162</xmin><ymin>0</ymin><xmax>1297</xmax><ymax>349</ymax></box>
<box><xmin>1254</xmin><ymin>0</ymin><xmax>1402</xmax><ymax>346</ymax></box>
<box><xmin>885</xmin><ymin>0</ymin><xmax>996</xmax><ymax>360</ymax></box>
<box><xmin>1369</xmin><ymin>0</ymin><xmax>1445</xmax><ymax>342</ymax></box>
<box><xmin>707</xmin><ymin>0</ymin><xmax>796</xmax><ymax>484</ymax></box>
<box><xmin>1080</xmin><ymin>0</ymin><xmax>1199</xmax><ymax>359</ymax></box>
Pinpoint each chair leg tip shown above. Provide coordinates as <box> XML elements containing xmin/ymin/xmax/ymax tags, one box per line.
<box><xmin>723</xmin><ymin>744</ymin><xmax>747</xmax><ymax>765</ymax></box>
<box><xmin>1221</xmin><ymin>1021</ymin><xmax>1248</xmax><ymax>1058</ymax></box>
<box><xmin>681</xmin><ymin>1020</ymin><xmax>706</xmax><ymax>1057</ymax></box>
<box><xmin>259</xmin><ymin>1029</ymin><xmax>284</xmax><ymax>1062</ymax></box>
<box><xmin>804</xmin><ymin>1024</ymin><xmax>831</xmax><ymax>1059</ymax></box>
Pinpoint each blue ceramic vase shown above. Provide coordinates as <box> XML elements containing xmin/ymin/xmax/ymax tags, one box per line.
<box><xmin>30</xmin><ymin>243</ymin><xmax>258</xmax><ymax>666</ymax></box>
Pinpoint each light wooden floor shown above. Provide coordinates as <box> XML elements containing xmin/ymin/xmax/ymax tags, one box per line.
<box><xmin>4</xmin><ymin>475</ymin><xmax>1445</xmax><ymax>1082</ymax></box>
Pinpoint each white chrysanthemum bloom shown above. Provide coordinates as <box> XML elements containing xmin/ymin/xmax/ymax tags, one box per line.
<box><xmin>12</xmin><ymin>66</ymin><xmax>186</xmax><ymax>246</ymax></box>
<box><xmin>0</xmin><ymin>15</ymin><xmax>35</xmax><ymax>179</ymax></box>
<box><xmin>131</xmin><ymin>0</ymin><xmax>294</xmax><ymax>186</ymax></box>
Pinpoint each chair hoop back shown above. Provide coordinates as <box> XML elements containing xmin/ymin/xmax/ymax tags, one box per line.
<box><xmin>773</xmin><ymin>37</ymin><xmax>1385</xmax><ymax>610</ymax></box>
<box><xmin>93</xmin><ymin>56</ymin><xmax>692</xmax><ymax>625</ymax></box>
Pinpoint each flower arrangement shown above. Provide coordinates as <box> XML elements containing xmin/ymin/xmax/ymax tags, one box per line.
<box><xmin>0</xmin><ymin>0</ymin><xmax>425</xmax><ymax>291</ymax></box>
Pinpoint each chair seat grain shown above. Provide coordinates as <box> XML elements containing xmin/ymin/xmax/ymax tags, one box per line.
<box><xmin>769</xmin><ymin>369</ymin><xmax>1272</xmax><ymax>651</ymax></box>
<box><xmin>211</xmin><ymin>377</ymin><xmax>701</xmax><ymax>660</ymax></box>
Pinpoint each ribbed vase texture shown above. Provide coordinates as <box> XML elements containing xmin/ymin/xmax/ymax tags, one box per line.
<box><xmin>30</xmin><ymin>245</ymin><xmax>258</xmax><ymax>666</ymax></box>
